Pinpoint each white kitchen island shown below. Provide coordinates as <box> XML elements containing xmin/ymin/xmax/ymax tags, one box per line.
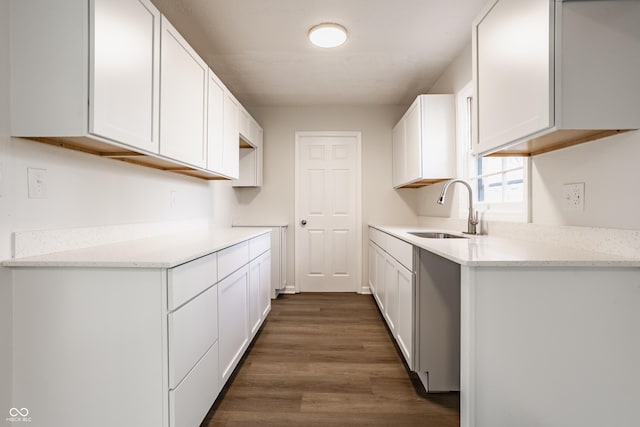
<box><xmin>3</xmin><ymin>227</ymin><xmax>272</xmax><ymax>427</ymax></box>
<box><xmin>371</xmin><ymin>225</ymin><xmax>640</xmax><ymax>427</ymax></box>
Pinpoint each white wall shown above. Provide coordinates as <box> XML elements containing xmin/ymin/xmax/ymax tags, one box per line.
<box><xmin>232</xmin><ymin>105</ymin><xmax>418</xmax><ymax>289</ymax></box>
<box><xmin>532</xmin><ymin>130</ymin><xmax>640</xmax><ymax>230</ymax></box>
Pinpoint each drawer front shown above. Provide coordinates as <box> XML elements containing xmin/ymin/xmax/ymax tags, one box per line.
<box><xmin>168</xmin><ymin>252</ymin><xmax>217</xmax><ymax>310</ymax></box>
<box><xmin>249</xmin><ymin>232</ymin><xmax>270</xmax><ymax>260</ymax></box>
<box><xmin>218</xmin><ymin>241</ymin><xmax>249</xmax><ymax>280</ymax></box>
<box><xmin>169</xmin><ymin>341</ymin><xmax>219</xmax><ymax>427</ymax></box>
<box><xmin>168</xmin><ymin>284</ymin><xmax>218</xmax><ymax>389</ymax></box>
<box><xmin>369</xmin><ymin>227</ymin><xmax>385</xmax><ymax>248</ymax></box>
<box><xmin>386</xmin><ymin>235</ymin><xmax>413</xmax><ymax>271</ymax></box>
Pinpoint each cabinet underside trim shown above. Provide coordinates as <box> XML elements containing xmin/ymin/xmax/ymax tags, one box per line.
<box><xmin>22</xmin><ymin>136</ymin><xmax>231</xmax><ymax>180</ymax></box>
<box><xmin>487</xmin><ymin>129</ymin><xmax>633</xmax><ymax>157</ymax></box>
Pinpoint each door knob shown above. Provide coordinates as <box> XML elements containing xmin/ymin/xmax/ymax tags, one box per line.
<box><xmin>301</xmin><ymin>219</ymin><xmax>307</xmax><ymax>226</ymax></box>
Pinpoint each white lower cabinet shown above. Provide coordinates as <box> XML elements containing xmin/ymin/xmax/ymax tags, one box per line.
<box><xmin>368</xmin><ymin>227</ymin><xmax>415</xmax><ymax>370</ymax></box>
<box><xmin>396</xmin><ymin>263</ymin><xmax>414</xmax><ymax>367</ymax></box>
<box><xmin>384</xmin><ymin>256</ymin><xmax>399</xmax><ymax>334</ymax></box>
<box><xmin>169</xmin><ymin>341</ymin><xmax>219</xmax><ymax>427</ymax></box>
<box><xmin>218</xmin><ymin>234</ymin><xmax>271</xmax><ymax>387</ymax></box>
<box><xmin>368</xmin><ymin>226</ymin><xmax>459</xmax><ymax>392</ymax></box>
<box><xmin>218</xmin><ymin>265</ymin><xmax>250</xmax><ymax>384</ymax></box>
<box><xmin>9</xmin><ymin>232</ymin><xmax>271</xmax><ymax>427</ymax></box>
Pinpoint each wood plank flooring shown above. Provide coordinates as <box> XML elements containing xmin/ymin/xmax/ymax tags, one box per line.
<box><xmin>202</xmin><ymin>293</ymin><xmax>459</xmax><ymax>426</ymax></box>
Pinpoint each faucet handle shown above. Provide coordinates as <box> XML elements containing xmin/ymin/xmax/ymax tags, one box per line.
<box><xmin>471</xmin><ymin>210</ymin><xmax>479</xmax><ymax>225</ymax></box>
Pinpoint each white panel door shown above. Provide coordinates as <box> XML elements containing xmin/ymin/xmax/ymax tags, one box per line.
<box><xmin>90</xmin><ymin>0</ymin><xmax>160</xmax><ymax>152</ymax></box>
<box><xmin>296</xmin><ymin>132</ymin><xmax>361</xmax><ymax>293</ymax></box>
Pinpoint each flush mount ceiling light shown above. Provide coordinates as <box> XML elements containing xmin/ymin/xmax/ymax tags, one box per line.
<box><xmin>308</xmin><ymin>23</ymin><xmax>348</xmax><ymax>48</ymax></box>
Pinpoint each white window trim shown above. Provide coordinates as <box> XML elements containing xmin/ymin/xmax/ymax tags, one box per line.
<box><xmin>456</xmin><ymin>81</ymin><xmax>531</xmax><ymax>223</ymax></box>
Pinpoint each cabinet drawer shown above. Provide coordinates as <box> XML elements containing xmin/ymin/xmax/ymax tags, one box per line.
<box><xmin>369</xmin><ymin>227</ymin><xmax>385</xmax><ymax>248</ymax></box>
<box><xmin>169</xmin><ymin>341</ymin><xmax>219</xmax><ymax>427</ymax></box>
<box><xmin>218</xmin><ymin>241</ymin><xmax>249</xmax><ymax>280</ymax></box>
<box><xmin>168</xmin><ymin>284</ymin><xmax>218</xmax><ymax>389</ymax></box>
<box><xmin>386</xmin><ymin>235</ymin><xmax>413</xmax><ymax>271</ymax></box>
<box><xmin>249</xmin><ymin>232</ymin><xmax>270</xmax><ymax>260</ymax></box>
<box><xmin>168</xmin><ymin>252</ymin><xmax>217</xmax><ymax>310</ymax></box>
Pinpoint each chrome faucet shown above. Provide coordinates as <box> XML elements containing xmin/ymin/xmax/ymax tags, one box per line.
<box><xmin>437</xmin><ymin>179</ymin><xmax>479</xmax><ymax>235</ymax></box>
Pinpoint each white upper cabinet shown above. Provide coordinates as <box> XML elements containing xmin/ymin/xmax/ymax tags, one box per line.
<box><xmin>11</xmin><ymin>0</ymin><xmax>161</xmax><ymax>153</ymax></box>
<box><xmin>90</xmin><ymin>0</ymin><xmax>160</xmax><ymax>152</ymax></box>
<box><xmin>160</xmin><ymin>16</ymin><xmax>208</xmax><ymax>168</ymax></box>
<box><xmin>233</xmin><ymin>110</ymin><xmax>264</xmax><ymax>188</ymax></box>
<box><xmin>392</xmin><ymin>95</ymin><xmax>455</xmax><ymax>188</ymax></box>
<box><xmin>473</xmin><ymin>0</ymin><xmax>640</xmax><ymax>156</ymax></box>
<box><xmin>207</xmin><ymin>70</ymin><xmax>225</xmax><ymax>175</ymax></box>
<box><xmin>223</xmin><ymin>92</ymin><xmax>240</xmax><ymax>179</ymax></box>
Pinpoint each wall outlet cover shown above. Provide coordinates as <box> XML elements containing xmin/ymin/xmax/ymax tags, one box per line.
<box><xmin>562</xmin><ymin>182</ymin><xmax>584</xmax><ymax>211</ymax></box>
<box><xmin>28</xmin><ymin>167</ymin><xmax>48</xmax><ymax>199</ymax></box>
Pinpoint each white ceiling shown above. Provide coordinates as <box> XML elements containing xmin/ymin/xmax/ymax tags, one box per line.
<box><xmin>151</xmin><ymin>0</ymin><xmax>487</xmax><ymax>106</ymax></box>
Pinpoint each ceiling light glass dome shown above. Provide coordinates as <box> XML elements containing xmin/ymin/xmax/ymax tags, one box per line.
<box><xmin>308</xmin><ymin>23</ymin><xmax>348</xmax><ymax>48</ymax></box>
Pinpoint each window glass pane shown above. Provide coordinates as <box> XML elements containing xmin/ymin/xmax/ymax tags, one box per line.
<box><xmin>480</xmin><ymin>157</ymin><xmax>503</xmax><ymax>175</ymax></box>
<box><xmin>484</xmin><ymin>174</ymin><xmax>503</xmax><ymax>203</ymax></box>
<box><xmin>505</xmin><ymin>169</ymin><xmax>524</xmax><ymax>202</ymax></box>
<box><xmin>473</xmin><ymin>178</ymin><xmax>483</xmax><ymax>202</ymax></box>
<box><xmin>504</xmin><ymin>157</ymin><xmax>524</xmax><ymax>170</ymax></box>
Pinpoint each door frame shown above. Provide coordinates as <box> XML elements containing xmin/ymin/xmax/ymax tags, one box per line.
<box><xmin>294</xmin><ymin>131</ymin><xmax>363</xmax><ymax>294</ymax></box>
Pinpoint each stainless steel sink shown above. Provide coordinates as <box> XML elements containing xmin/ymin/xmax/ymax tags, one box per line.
<box><xmin>408</xmin><ymin>231</ymin><xmax>468</xmax><ymax>239</ymax></box>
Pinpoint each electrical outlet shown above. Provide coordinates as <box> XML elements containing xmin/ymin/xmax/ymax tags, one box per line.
<box><xmin>28</xmin><ymin>167</ymin><xmax>48</xmax><ymax>199</ymax></box>
<box><xmin>562</xmin><ymin>182</ymin><xmax>584</xmax><ymax>211</ymax></box>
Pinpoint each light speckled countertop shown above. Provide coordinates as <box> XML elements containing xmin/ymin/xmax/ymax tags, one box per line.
<box><xmin>2</xmin><ymin>227</ymin><xmax>270</xmax><ymax>269</ymax></box>
<box><xmin>372</xmin><ymin>225</ymin><xmax>640</xmax><ymax>267</ymax></box>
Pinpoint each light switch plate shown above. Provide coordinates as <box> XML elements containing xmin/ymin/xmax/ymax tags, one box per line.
<box><xmin>562</xmin><ymin>182</ymin><xmax>584</xmax><ymax>211</ymax></box>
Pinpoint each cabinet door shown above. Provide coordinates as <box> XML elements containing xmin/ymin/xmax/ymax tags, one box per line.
<box><xmin>384</xmin><ymin>255</ymin><xmax>398</xmax><ymax>334</ymax></box>
<box><xmin>223</xmin><ymin>92</ymin><xmax>240</xmax><ymax>178</ymax></box>
<box><xmin>248</xmin><ymin>258</ymin><xmax>262</xmax><ymax>336</ymax></box>
<box><xmin>259</xmin><ymin>251</ymin><xmax>272</xmax><ymax>319</ymax></box>
<box><xmin>396</xmin><ymin>263</ymin><xmax>414</xmax><ymax>369</ymax></box>
<box><xmin>255</xmin><ymin>125</ymin><xmax>264</xmax><ymax>187</ymax></box>
<box><xmin>404</xmin><ymin>100</ymin><xmax>422</xmax><ymax>184</ymax></box>
<box><xmin>207</xmin><ymin>71</ymin><xmax>225</xmax><ymax>174</ymax></box>
<box><xmin>474</xmin><ymin>0</ymin><xmax>553</xmax><ymax>154</ymax></box>
<box><xmin>391</xmin><ymin>121</ymin><xmax>405</xmax><ymax>187</ymax></box>
<box><xmin>368</xmin><ymin>242</ymin><xmax>377</xmax><ymax>294</ymax></box>
<box><xmin>375</xmin><ymin>246</ymin><xmax>386</xmax><ymax>312</ymax></box>
<box><xmin>90</xmin><ymin>0</ymin><xmax>160</xmax><ymax>152</ymax></box>
<box><xmin>160</xmin><ymin>16</ymin><xmax>207</xmax><ymax>167</ymax></box>
<box><xmin>218</xmin><ymin>265</ymin><xmax>249</xmax><ymax>384</ymax></box>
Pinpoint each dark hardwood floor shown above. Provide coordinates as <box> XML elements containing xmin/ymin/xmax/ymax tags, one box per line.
<box><xmin>202</xmin><ymin>293</ymin><xmax>459</xmax><ymax>426</ymax></box>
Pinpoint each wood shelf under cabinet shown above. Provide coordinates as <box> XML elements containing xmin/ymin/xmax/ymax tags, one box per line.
<box><xmin>486</xmin><ymin>129</ymin><xmax>632</xmax><ymax>157</ymax></box>
<box><xmin>23</xmin><ymin>136</ymin><xmax>229</xmax><ymax>180</ymax></box>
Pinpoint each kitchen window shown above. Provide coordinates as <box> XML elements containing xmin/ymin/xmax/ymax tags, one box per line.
<box><xmin>456</xmin><ymin>82</ymin><xmax>530</xmax><ymax>222</ymax></box>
